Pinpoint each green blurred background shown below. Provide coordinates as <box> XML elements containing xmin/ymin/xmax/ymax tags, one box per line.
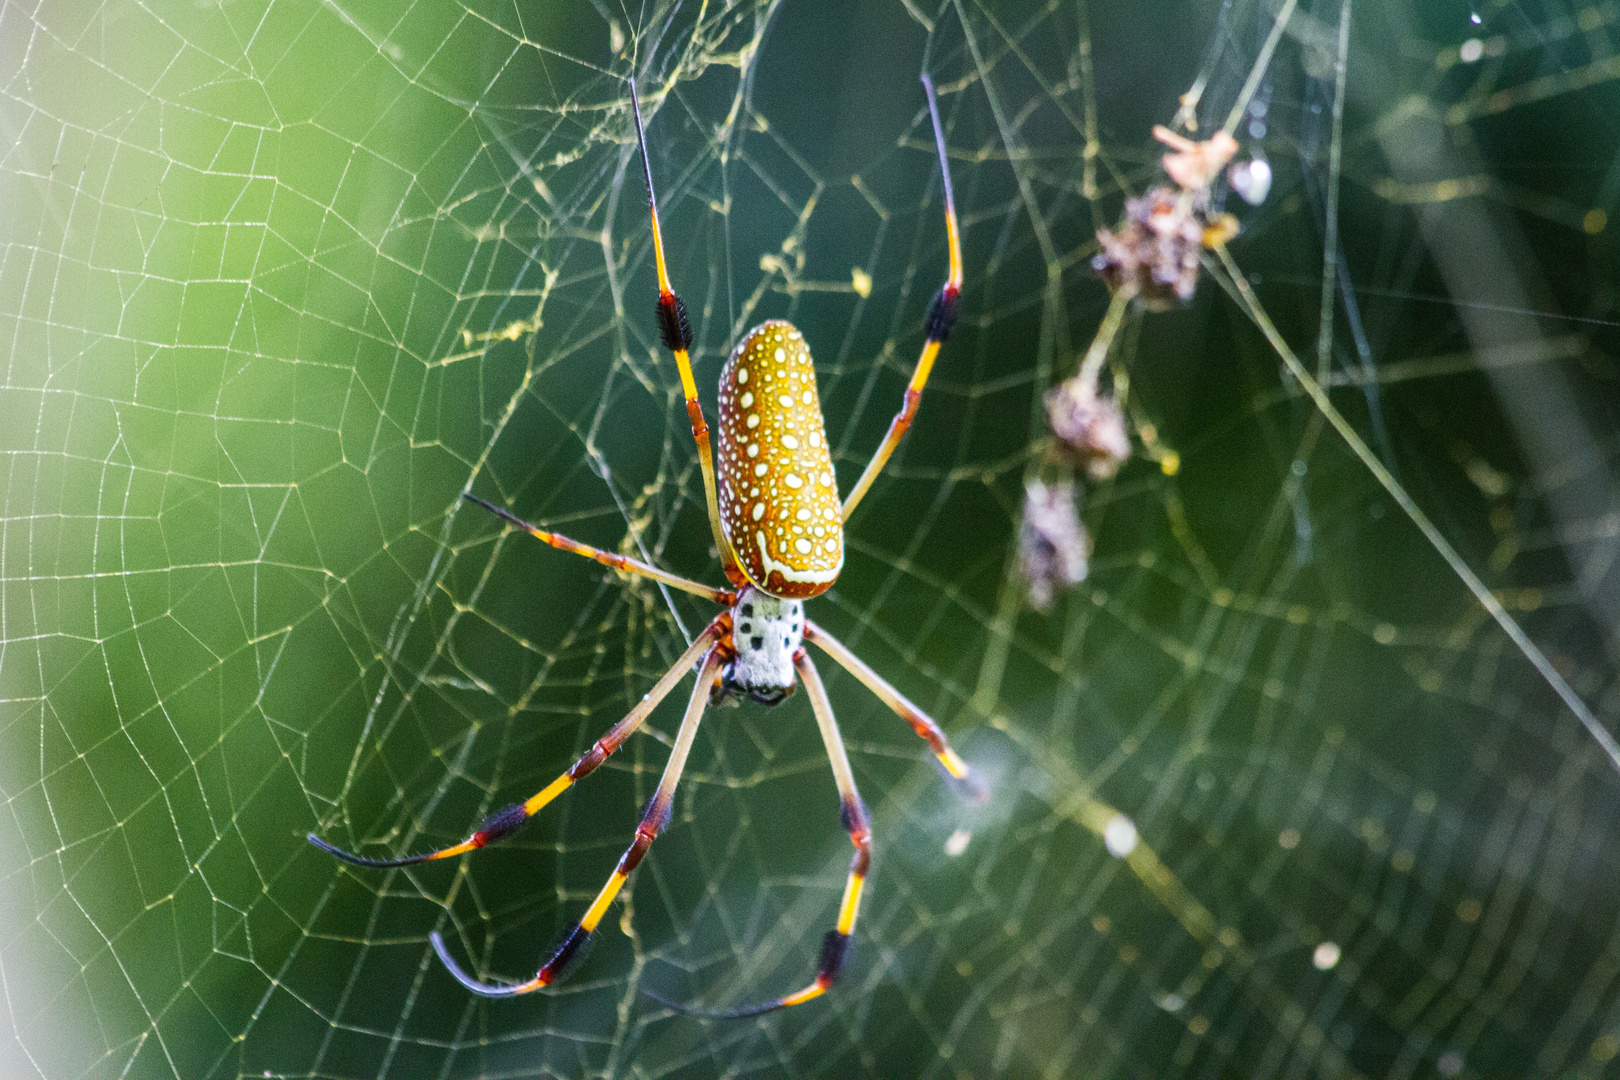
<box><xmin>4</xmin><ymin>0</ymin><xmax>1620</xmax><ymax>1076</ymax></box>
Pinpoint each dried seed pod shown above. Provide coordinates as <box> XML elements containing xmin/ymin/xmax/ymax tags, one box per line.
<box><xmin>1018</xmin><ymin>480</ymin><xmax>1092</xmax><ymax>612</ymax></box>
<box><xmin>1153</xmin><ymin>126</ymin><xmax>1239</xmax><ymax>193</ymax></box>
<box><xmin>1093</xmin><ymin>187</ymin><xmax>1207</xmax><ymax>309</ymax></box>
<box><xmin>1045</xmin><ymin>377</ymin><xmax>1131</xmax><ymax>480</ymax></box>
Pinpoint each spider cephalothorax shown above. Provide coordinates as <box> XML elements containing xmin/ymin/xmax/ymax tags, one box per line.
<box><xmin>309</xmin><ymin>72</ymin><xmax>979</xmax><ymax>1020</ymax></box>
<box><xmin>715</xmin><ymin>587</ymin><xmax>805</xmax><ymax>706</ymax></box>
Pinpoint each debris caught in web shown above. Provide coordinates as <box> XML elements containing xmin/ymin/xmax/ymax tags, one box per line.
<box><xmin>1092</xmin><ymin>127</ymin><xmax>1244</xmax><ymax>309</ymax></box>
<box><xmin>1045</xmin><ymin>376</ymin><xmax>1131</xmax><ymax>481</ymax></box>
<box><xmin>1024</xmin><ymin>122</ymin><xmax>1263</xmax><ymax>613</ymax></box>
<box><xmin>1093</xmin><ymin>187</ymin><xmax>1239</xmax><ymax>309</ymax></box>
<box><xmin>1093</xmin><ymin>187</ymin><xmax>1203</xmax><ymax>308</ymax></box>
<box><xmin>1152</xmin><ymin>125</ymin><xmax>1237</xmax><ymax>192</ymax></box>
<box><xmin>1018</xmin><ymin>480</ymin><xmax>1092</xmax><ymax>612</ymax></box>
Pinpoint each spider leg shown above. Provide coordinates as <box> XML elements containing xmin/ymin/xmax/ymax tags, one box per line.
<box><xmin>648</xmin><ymin>649</ymin><xmax>866</xmax><ymax>1017</ymax></box>
<box><xmin>429</xmin><ymin>645</ymin><xmax>726</xmax><ymax>996</ymax></box>
<box><xmin>308</xmin><ymin>619</ymin><xmax>724</xmax><ymax>869</ymax></box>
<box><xmin>626</xmin><ymin>78</ymin><xmax>744</xmax><ymax>586</ymax></box>
<box><xmin>804</xmin><ymin>620</ymin><xmax>986</xmax><ymax>801</ymax></box>
<box><xmin>462</xmin><ymin>493</ymin><xmax>731</xmax><ymax>604</ymax></box>
<box><xmin>840</xmin><ymin>73</ymin><xmax>964</xmax><ymax>522</ymax></box>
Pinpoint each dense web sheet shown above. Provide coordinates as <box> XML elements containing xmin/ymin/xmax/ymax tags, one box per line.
<box><xmin>4</xmin><ymin>0</ymin><xmax>1620</xmax><ymax>1076</ymax></box>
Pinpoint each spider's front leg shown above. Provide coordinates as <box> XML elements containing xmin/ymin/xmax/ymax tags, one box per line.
<box><xmin>649</xmin><ymin>648</ymin><xmax>869</xmax><ymax>1017</ymax></box>
<box><xmin>430</xmin><ymin>646</ymin><xmax>727</xmax><ymax>996</ymax></box>
<box><xmin>308</xmin><ymin>619</ymin><xmax>723</xmax><ymax>869</ymax></box>
<box><xmin>805</xmin><ymin>620</ymin><xmax>986</xmax><ymax>801</ymax></box>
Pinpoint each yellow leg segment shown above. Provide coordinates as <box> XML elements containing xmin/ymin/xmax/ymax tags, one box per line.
<box><xmin>581</xmin><ymin>870</ymin><xmax>629</xmax><ymax>932</ymax></box>
<box><xmin>835</xmin><ymin>873</ymin><xmax>865</xmax><ymax>936</ymax></box>
<box><xmin>842</xmin><ymin>73</ymin><xmax>963</xmax><ymax>523</ymax></box>
<box><xmin>776</xmin><ymin>983</ymin><xmax>829</xmax><ymax>1008</ymax></box>
<box><xmin>522</xmin><ymin>774</ymin><xmax>573</xmax><ymax>816</ymax></box>
<box><xmin>939</xmin><ymin>747</ymin><xmax>970</xmax><ymax>781</ymax></box>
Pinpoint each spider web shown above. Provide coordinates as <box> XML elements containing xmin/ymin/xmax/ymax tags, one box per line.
<box><xmin>4</xmin><ymin>0</ymin><xmax>1620</xmax><ymax>1076</ymax></box>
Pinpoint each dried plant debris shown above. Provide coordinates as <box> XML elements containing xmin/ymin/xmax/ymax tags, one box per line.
<box><xmin>1018</xmin><ymin>480</ymin><xmax>1092</xmax><ymax>611</ymax></box>
<box><xmin>1092</xmin><ymin>188</ymin><xmax>1203</xmax><ymax>309</ymax></box>
<box><xmin>1093</xmin><ymin>188</ymin><xmax>1239</xmax><ymax>309</ymax></box>
<box><xmin>1094</xmin><ymin>127</ymin><xmax>1247</xmax><ymax>309</ymax></box>
<box><xmin>1044</xmin><ymin>377</ymin><xmax>1130</xmax><ymax>481</ymax></box>
<box><xmin>1152</xmin><ymin>126</ymin><xmax>1237</xmax><ymax>192</ymax></box>
<box><xmin>1034</xmin><ymin>125</ymin><xmax>1253</xmax><ymax>612</ymax></box>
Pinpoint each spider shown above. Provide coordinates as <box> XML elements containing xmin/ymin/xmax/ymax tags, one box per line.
<box><xmin>308</xmin><ymin>72</ymin><xmax>982</xmax><ymax>1018</ymax></box>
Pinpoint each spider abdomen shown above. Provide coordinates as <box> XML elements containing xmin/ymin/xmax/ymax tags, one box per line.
<box><xmin>715</xmin><ymin>321</ymin><xmax>843</xmax><ymax>599</ymax></box>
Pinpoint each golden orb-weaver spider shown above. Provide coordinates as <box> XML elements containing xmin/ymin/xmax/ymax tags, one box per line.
<box><xmin>309</xmin><ymin>73</ymin><xmax>981</xmax><ymax>1017</ymax></box>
